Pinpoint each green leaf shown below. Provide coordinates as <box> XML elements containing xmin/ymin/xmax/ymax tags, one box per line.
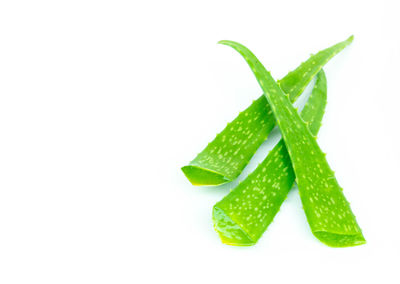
<box><xmin>182</xmin><ymin>36</ymin><xmax>354</xmax><ymax>186</ymax></box>
<box><xmin>213</xmin><ymin>70</ymin><xmax>327</xmax><ymax>246</ymax></box>
<box><xmin>219</xmin><ymin>38</ymin><xmax>365</xmax><ymax>247</ymax></box>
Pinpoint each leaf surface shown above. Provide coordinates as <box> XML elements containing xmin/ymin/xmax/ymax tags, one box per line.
<box><xmin>213</xmin><ymin>70</ymin><xmax>327</xmax><ymax>245</ymax></box>
<box><xmin>182</xmin><ymin>37</ymin><xmax>354</xmax><ymax>186</ymax></box>
<box><xmin>219</xmin><ymin>38</ymin><xmax>365</xmax><ymax>247</ymax></box>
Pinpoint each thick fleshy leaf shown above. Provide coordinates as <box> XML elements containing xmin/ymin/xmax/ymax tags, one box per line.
<box><xmin>182</xmin><ymin>37</ymin><xmax>354</xmax><ymax>186</ymax></box>
<box><xmin>213</xmin><ymin>70</ymin><xmax>327</xmax><ymax>246</ymax></box>
<box><xmin>219</xmin><ymin>38</ymin><xmax>365</xmax><ymax>247</ymax></box>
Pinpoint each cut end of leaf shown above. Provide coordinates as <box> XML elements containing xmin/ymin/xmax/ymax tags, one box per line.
<box><xmin>313</xmin><ymin>230</ymin><xmax>366</xmax><ymax>248</ymax></box>
<box><xmin>181</xmin><ymin>165</ymin><xmax>230</xmax><ymax>186</ymax></box>
<box><xmin>212</xmin><ymin>206</ymin><xmax>256</xmax><ymax>246</ymax></box>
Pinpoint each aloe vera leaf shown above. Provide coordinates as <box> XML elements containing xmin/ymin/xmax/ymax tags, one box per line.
<box><xmin>213</xmin><ymin>70</ymin><xmax>327</xmax><ymax>246</ymax></box>
<box><xmin>219</xmin><ymin>39</ymin><xmax>365</xmax><ymax>247</ymax></box>
<box><xmin>182</xmin><ymin>36</ymin><xmax>354</xmax><ymax>186</ymax></box>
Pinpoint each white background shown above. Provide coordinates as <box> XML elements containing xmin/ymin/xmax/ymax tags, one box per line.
<box><xmin>0</xmin><ymin>0</ymin><xmax>399</xmax><ymax>283</ymax></box>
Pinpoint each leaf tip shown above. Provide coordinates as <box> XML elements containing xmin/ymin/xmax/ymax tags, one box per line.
<box><xmin>347</xmin><ymin>35</ymin><xmax>354</xmax><ymax>43</ymax></box>
<box><xmin>218</xmin><ymin>40</ymin><xmax>231</xmax><ymax>46</ymax></box>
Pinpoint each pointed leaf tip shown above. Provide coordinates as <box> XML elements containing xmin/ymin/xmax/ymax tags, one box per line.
<box><xmin>218</xmin><ymin>40</ymin><xmax>231</xmax><ymax>45</ymax></box>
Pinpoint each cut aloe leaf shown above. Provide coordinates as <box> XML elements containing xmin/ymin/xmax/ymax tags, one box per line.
<box><xmin>182</xmin><ymin>36</ymin><xmax>354</xmax><ymax>186</ymax></box>
<box><xmin>219</xmin><ymin>38</ymin><xmax>365</xmax><ymax>247</ymax></box>
<box><xmin>213</xmin><ymin>70</ymin><xmax>327</xmax><ymax>246</ymax></box>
